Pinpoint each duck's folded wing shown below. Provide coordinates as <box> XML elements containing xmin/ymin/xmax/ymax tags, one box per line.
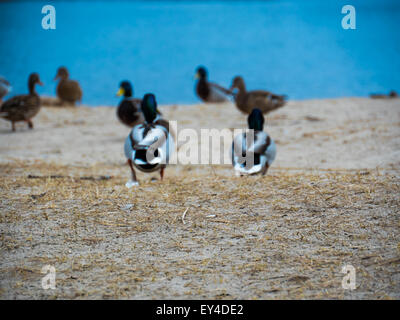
<box><xmin>71</xmin><ymin>80</ymin><xmax>83</xmax><ymax>97</ymax></box>
<box><xmin>1</xmin><ymin>95</ymin><xmax>28</xmax><ymax>112</ymax></box>
<box><xmin>207</xmin><ymin>83</ymin><xmax>231</xmax><ymax>102</ymax></box>
<box><xmin>246</xmin><ymin>90</ymin><xmax>271</xmax><ymax>104</ymax></box>
<box><xmin>248</xmin><ymin>131</ymin><xmax>270</xmax><ymax>154</ymax></box>
<box><xmin>59</xmin><ymin>80</ymin><xmax>82</xmax><ymax>100</ymax></box>
<box><xmin>209</xmin><ymin>82</ymin><xmax>233</xmax><ymax>95</ymax></box>
<box><xmin>265</xmin><ymin>138</ymin><xmax>276</xmax><ymax>165</ymax></box>
<box><xmin>155</xmin><ymin>118</ymin><xmax>176</xmax><ymax>140</ymax></box>
<box><xmin>232</xmin><ymin>133</ymin><xmax>246</xmax><ymax>157</ymax></box>
<box><xmin>0</xmin><ymin>94</ymin><xmax>40</xmax><ymax>119</ymax></box>
<box><xmin>232</xmin><ymin>131</ymin><xmax>269</xmax><ymax>155</ymax></box>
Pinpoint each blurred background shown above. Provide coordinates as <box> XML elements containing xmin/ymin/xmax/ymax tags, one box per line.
<box><xmin>0</xmin><ymin>0</ymin><xmax>399</xmax><ymax>106</ymax></box>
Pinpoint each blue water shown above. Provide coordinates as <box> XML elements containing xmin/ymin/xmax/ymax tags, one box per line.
<box><xmin>0</xmin><ymin>0</ymin><xmax>399</xmax><ymax>106</ymax></box>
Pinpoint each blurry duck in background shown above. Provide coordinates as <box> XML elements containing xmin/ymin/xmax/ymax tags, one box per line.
<box><xmin>370</xmin><ymin>90</ymin><xmax>398</xmax><ymax>99</ymax></box>
<box><xmin>124</xmin><ymin>93</ymin><xmax>175</xmax><ymax>187</ymax></box>
<box><xmin>230</xmin><ymin>76</ymin><xmax>286</xmax><ymax>114</ymax></box>
<box><xmin>232</xmin><ymin>108</ymin><xmax>276</xmax><ymax>176</ymax></box>
<box><xmin>116</xmin><ymin>80</ymin><xmax>144</xmax><ymax>127</ymax></box>
<box><xmin>0</xmin><ymin>73</ymin><xmax>42</xmax><ymax>132</ymax></box>
<box><xmin>195</xmin><ymin>66</ymin><xmax>232</xmax><ymax>103</ymax></box>
<box><xmin>0</xmin><ymin>76</ymin><xmax>11</xmax><ymax>105</ymax></box>
<box><xmin>54</xmin><ymin>67</ymin><xmax>82</xmax><ymax>106</ymax></box>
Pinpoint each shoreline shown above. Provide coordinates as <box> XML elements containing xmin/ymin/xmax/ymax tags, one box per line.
<box><xmin>39</xmin><ymin>94</ymin><xmax>392</xmax><ymax>108</ymax></box>
<box><xmin>1</xmin><ymin>97</ymin><xmax>399</xmax><ymax>170</ymax></box>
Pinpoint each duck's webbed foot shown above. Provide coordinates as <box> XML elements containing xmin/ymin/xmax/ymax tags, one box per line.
<box><xmin>160</xmin><ymin>167</ymin><xmax>165</xmax><ymax>181</ymax></box>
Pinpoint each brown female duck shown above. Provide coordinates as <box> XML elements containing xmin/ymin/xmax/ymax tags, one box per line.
<box><xmin>230</xmin><ymin>76</ymin><xmax>287</xmax><ymax>114</ymax></box>
<box><xmin>116</xmin><ymin>80</ymin><xmax>144</xmax><ymax>127</ymax></box>
<box><xmin>0</xmin><ymin>73</ymin><xmax>42</xmax><ymax>131</ymax></box>
<box><xmin>54</xmin><ymin>67</ymin><xmax>82</xmax><ymax>105</ymax></box>
<box><xmin>195</xmin><ymin>66</ymin><xmax>232</xmax><ymax>103</ymax></box>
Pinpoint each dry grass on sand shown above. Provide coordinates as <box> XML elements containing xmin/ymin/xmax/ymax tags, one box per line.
<box><xmin>0</xmin><ymin>97</ymin><xmax>399</xmax><ymax>299</ymax></box>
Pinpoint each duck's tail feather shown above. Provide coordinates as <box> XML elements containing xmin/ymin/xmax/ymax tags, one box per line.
<box><xmin>270</xmin><ymin>94</ymin><xmax>288</xmax><ymax>101</ymax></box>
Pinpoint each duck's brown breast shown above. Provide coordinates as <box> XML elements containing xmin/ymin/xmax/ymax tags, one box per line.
<box><xmin>196</xmin><ymin>80</ymin><xmax>210</xmax><ymax>102</ymax></box>
<box><xmin>117</xmin><ymin>99</ymin><xmax>143</xmax><ymax>127</ymax></box>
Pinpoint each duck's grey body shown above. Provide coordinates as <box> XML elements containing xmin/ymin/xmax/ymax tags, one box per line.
<box><xmin>207</xmin><ymin>84</ymin><xmax>230</xmax><ymax>102</ymax></box>
<box><xmin>196</xmin><ymin>81</ymin><xmax>230</xmax><ymax>103</ymax></box>
<box><xmin>124</xmin><ymin>118</ymin><xmax>175</xmax><ymax>173</ymax></box>
<box><xmin>232</xmin><ymin>130</ymin><xmax>276</xmax><ymax>175</ymax></box>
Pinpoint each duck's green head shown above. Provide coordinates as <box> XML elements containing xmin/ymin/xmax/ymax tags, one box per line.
<box><xmin>141</xmin><ymin>93</ymin><xmax>159</xmax><ymax>123</ymax></box>
<box><xmin>117</xmin><ymin>81</ymin><xmax>133</xmax><ymax>98</ymax></box>
<box><xmin>195</xmin><ymin>66</ymin><xmax>207</xmax><ymax>80</ymax></box>
<box><xmin>248</xmin><ymin>108</ymin><xmax>264</xmax><ymax>131</ymax></box>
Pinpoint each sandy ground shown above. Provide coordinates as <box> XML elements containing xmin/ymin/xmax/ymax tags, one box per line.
<box><xmin>0</xmin><ymin>97</ymin><xmax>399</xmax><ymax>299</ymax></box>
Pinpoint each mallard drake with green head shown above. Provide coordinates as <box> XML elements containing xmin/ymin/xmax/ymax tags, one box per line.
<box><xmin>0</xmin><ymin>73</ymin><xmax>42</xmax><ymax>132</ymax></box>
<box><xmin>230</xmin><ymin>76</ymin><xmax>286</xmax><ymax>114</ymax></box>
<box><xmin>0</xmin><ymin>76</ymin><xmax>11</xmax><ymax>105</ymax></box>
<box><xmin>116</xmin><ymin>80</ymin><xmax>144</xmax><ymax>127</ymax></box>
<box><xmin>124</xmin><ymin>93</ymin><xmax>175</xmax><ymax>187</ymax></box>
<box><xmin>54</xmin><ymin>67</ymin><xmax>82</xmax><ymax>105</ymax></box>
<box><xmin>232</xmin><ymin>108</ymin><xmax>276</xmax><ymax>175</ymax></box>
<box><xmin>195</xmin><ymin>66</ymin><xmax>232</xmax><ymax>103</ymax></box>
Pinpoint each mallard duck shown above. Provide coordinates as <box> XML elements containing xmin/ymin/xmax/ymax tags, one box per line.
<box><xmin>0</xmin><ymin>76</ymin><xmax>11</xmax><ymax>104</ymax></box>
<box><xmin>124</xmin><ymin>93</ymin><xmax>175</xmax><ymax>187</ymax></box>
<box><xmin>116</xmin><ymin>80</ymin><xmax>144</xmax><ymax>127</ymax></box>
<box><xmin>54</xmin><ymin>67</ymin><xmax>82</xmax><ymax>105</ymax></box>
<box><xmin>370</xmin><ymin>90</ymin><xmax>398</xmax><ymax>99</ymax></box>
<box><xmin>230</xmin><ymin>76</ymin><xmax>286</xmax><ymax>114</ymax></box>
<box><xmin>232</xmin><ymin>108</ymin><xmax>276</xmax><ymax>175</ymax></box>
<box><xmin>0</xmin><ymin>73</ymin><xmax>42</xmax><ymax>132</ymax></box>
<box><xmin>195</xmin><ymin>66</ymin><xmax>232</xmax><ymax>103</ymax></box>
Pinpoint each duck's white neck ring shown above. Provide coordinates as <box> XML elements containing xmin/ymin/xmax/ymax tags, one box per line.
<box><xmin>144</xmin><ymin>114</ymin><xmax>161</xmax><ymax>125</ymax></box>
